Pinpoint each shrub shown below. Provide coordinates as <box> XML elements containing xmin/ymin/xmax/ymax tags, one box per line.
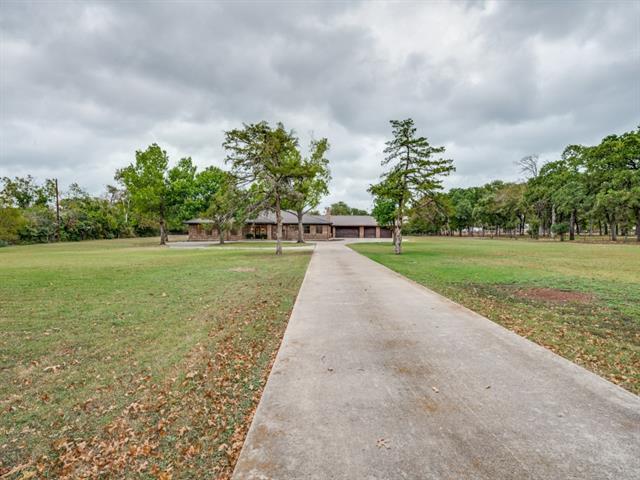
<box><xmin>551</xmin><ymin>222</ymin><xmax>569</xmax><ymax>241</ymax></box>
<box><xmin>0</xmin><ymin>207</ymin><xmax>26</xmax><ymax>244</ymax></box>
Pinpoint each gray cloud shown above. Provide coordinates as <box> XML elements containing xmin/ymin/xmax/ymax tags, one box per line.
<box><xmin>1</xmin><ymin>0</ymin><xmax>638</xmax><ymax>210</ymax></box>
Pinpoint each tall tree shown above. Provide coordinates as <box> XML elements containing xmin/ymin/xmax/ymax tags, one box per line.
<box><xmin>584</xmin><ymin>129</ymin><xmax>640</xmax><ymax>241</ymax></box>
<box><xmin>205</xmin><ymin>172</ymin><xmax>251</xmax><ymax>245</ymax></box>
<box><xmin>223</xmin><ymin>122</ymin><xmax>299</xmax><ymax>255</ymax></box>
<box><xmin>115</xmin><ymin>144</ymin><xmax>173</xmax><ymax>245</ymax></box>
<box><xmin>515</xmin><ymin>154</ymin><xmax>541</xmax><ymax>179</ymax></box>
<box><xmin>328</xmin><ymin>201</ymin><xmax>368</xmax><ymax>215</ymax></box>
<box><xmin>168</xmin><ymin>161</ymin><xmax>227</xmax><ymax>228</ymax></box>
<box><xmin>369</xmin><ymin>118</ymin><xmax>454</xmax><ymax>254</ymax></box>
<box><xmin>283</xmin><ymin>138</ymin><xmax>331</xmax><ymax>243</ymax></box>
<box><xmin>0</xmin><ymin>175</ymin><xmax>54</xmax><ymax>209</ymax></box>
<box><xmin>371</xmin><ymin>196</ymin><xmax>396</xmax><ymax>229</ymax></box>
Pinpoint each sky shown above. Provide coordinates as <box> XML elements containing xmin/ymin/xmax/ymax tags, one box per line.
<box><xmin>1</xmin><ymin>0</ymin><xmax>639</xmax><ymax>211</ymax></box>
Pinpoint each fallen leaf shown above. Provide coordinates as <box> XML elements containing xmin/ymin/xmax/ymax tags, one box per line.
<box><xmin>376</xmin><ymin>438</ymin><xmax>390</xmax><ymax>449</ymax></box>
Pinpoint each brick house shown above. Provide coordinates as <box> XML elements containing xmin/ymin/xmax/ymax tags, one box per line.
<box><xmin>185</xmin><ymin>211</ymin><xmax>393</xmax><ymax>241</ymax></box>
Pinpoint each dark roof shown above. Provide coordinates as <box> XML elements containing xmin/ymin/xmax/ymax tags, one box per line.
<box><xmin>185</xmin><ymin>211</ymin><xmax>331</xmax><ymax>226</ymax></box>
<box><xmin>330</xmin><ymin>215</ymin><xmax>378</xmax><ymax>227</ymax></box>
<box><xmin>247</xmin><ymin>211</ymin><xmax>331</xmax><ymax>225</ymax></box>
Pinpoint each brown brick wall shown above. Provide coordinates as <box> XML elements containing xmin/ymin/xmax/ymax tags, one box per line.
<box><xmin>282</xmin><ymin>224</ymin><xmax>331</xmax><ymax>241</ymax></box>
<box><xmin>187</xmin><ymin>223</ymin><xmax>332</xmax><ymax>241</ymax></box>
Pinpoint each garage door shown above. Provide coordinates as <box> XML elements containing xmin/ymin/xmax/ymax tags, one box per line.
<box><xmin>335</xmin><ymin>227</ymin><xmax>359</xmax><ymax>238</ymax></box>
<box><xmin>364</xmin><ymin>227</ymin><xmax>376</xmax><ymax>238</ymax></box>
<box><xmin>380</xmin><ymin>228</ymin><xmax>392</xmax><ymax>238</ymax></box>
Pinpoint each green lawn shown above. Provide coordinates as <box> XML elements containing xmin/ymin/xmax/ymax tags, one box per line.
<box><xmin>351</xmin><ymin>237</ymin><xmax>640</xmax><ymax>394</ymax></box>
<box><xmin>202</xmin><ymin>241</ymin><xmax>314</xmax><ymax>248</ymax></box>
<box><xmin>0</xmin><ymin>238</ymin><xmax>311</xmax><ymax>479</ymax></box>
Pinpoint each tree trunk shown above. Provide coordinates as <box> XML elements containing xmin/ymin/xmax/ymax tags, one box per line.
<box><xmin>219</xmin><ymin>227</ymin><xmax>225</xmax><ymax>245</ymax></box>
<box><xmin>275</xmin><ymin>195</ymin><xmax>283</xmax><ymax>255</ymax></box>
<box><xmin>569</xmin><ymin>210</ymin><xmax>575</xmax><ymax>241</ymax></box>
<box><xmin>159</xmin><ymin>217</ymin><xmax>167</xmax><ymax>245</ymax></box>
<box><xmin>296</xmin><ymin>208</ymin><xmax>305</xmax><ymax>243</ymax></box>
<box><xmin>393</xmin><ymin>213</ymin><xmax>402</xmax><ymax>254</ymax></box>
<box><xmin>610</xmin><ymin>214</ymin><xmax>617</xmax><ymax>241</ymax></box>
<box><xmin>54</xmin><ymin>178</ymin><xmax>61</xmax><ymax>242</ymax></box>
<box><xmin>636</xmin><ymin>208</ymin><xmax>640</xmax><ymax>242</ymax></box>
<box><xmin>469</xmin><ymin>225</ymin><xmax>474</xmax><ymax>237</ymax></box>
<box><xmin>550</xmin><ymin>205</ymin><xmax>556</xmax><ymax>239</ymax></box>
<box><xmin>538</xmin><ymin>218</ymin><xmax>544</xmax><ymax>238</ymax></box>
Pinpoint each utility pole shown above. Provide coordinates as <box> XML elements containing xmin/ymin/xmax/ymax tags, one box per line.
<box><xmin>55</xmin><ymin>178</ymin><xmax>61</xmax><ymax>242</ymax></box>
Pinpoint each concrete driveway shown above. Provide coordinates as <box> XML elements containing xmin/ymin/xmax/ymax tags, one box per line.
<box><xmin>232</xmin><ymin>241</ymin><xmax>640</xmax><ymax>479</ymax></box>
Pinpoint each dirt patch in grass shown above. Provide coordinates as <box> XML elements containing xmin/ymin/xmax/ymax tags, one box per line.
<box><xmin>514</xmin><ymin>287</ymin><xmax>593</xmax><ymax>304</ymax></box>
<box><xmin>229</xmin><ymin>267</ymin><xmax>256</xmax><ymax>273</ymax></box>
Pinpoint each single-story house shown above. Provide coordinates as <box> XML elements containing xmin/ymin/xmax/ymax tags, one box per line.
<box><xmin>185</xmin><ymin>211</ymin><xmax>392</xmax><ymax>241</ymax></box>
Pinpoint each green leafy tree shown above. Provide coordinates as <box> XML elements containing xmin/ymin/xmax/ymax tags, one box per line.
<box><xmin>283</xmin><ymin>138</ymin><xmax>331</xmax><ymax>243</ymax></box>
<box><xmin>0</xmin><ymin>207</ymin><xmax>26</xmax><ymax>244</ymax></box>
<box><xmin>551</xmin><ymin>222</ymin><xmax>569</xmax><ymax>241</ymax></box>
<box><xmin>371</xmin><ymin>196</ymin><xmax>396</xmax><ymax>229</ymax></box>
<box><xmin>551</xmin><ymin>147</ymin><xmax>589</xmax><ymax>240</ymax></box>
<box><xmin>167</xmin><ymin>160</ymin><xmax>227</xmax><ymax>230</ymax></box>
<box><xmin>166</xmin><ymin>157</ymin><xmax>198</xmax><ymax>230</ymax></box>
<box><xmin>328</xmin><ymin>201</ymin><xmax>368</xmax><ymax>215</ymax></box>
<box><xmin>223</xmin><ymin>122</ymin><xmax>300</xmax><ymax>255</ymax></box>
<box><xmin>0</xmin><ymin>175</ymin><xmax>54</xmax><ymax>209</ymax></box>
<box><xmin>205</xmin><ymin>172</ymin><xmax>251</xmax><ymax>244</ymax></box>
<box><xmin>584</xmin><ymin>129</ymin><xmax>640</xmax><ymax>241</ymax></box>
<box><xmin>369</xmin><ymin>118</ymin><xmax>454</xmax><ymax>254</ymax></box>
<box><xmin>405</xmin><ymin>193</ymin><xmax>452</xmax><ymax>235</ymax></box>
<box><xmin>116</xmin><ymin>144</ymin><xmax>173</xmax><ymax>245</ymax></box>
<box><xmin>448</xmin><ymin>187</ymin><xmax>483</xmax><ymax>236</ymax></box>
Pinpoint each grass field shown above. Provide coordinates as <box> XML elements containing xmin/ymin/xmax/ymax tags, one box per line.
<box><xmin>0</xmin><ymin>238</ymin><xmax>311</xmax><ymax>479</ymax></box>
<box><xmin>191</xmin><ymin>241</ymin><xmax>314</xmax><ymax>248</ymax></box>
<box><xmin>351</xmin><ymin>237</ymin><xmax>640</xmax><ymax>394</ymax></box>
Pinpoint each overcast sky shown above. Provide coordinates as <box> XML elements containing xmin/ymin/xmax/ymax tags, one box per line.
<box><xmin>1</xmin><ymin>0</ymin><xmax>638</xmax><ymax>210</ymax></box>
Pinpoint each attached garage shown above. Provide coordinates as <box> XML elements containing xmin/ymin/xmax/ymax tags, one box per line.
<box><xmin>380</xmin><ymin>228</ymin><xmax>392</xmax><ymax>238</ymax></box>
<box><xmin>335</xmin><ymin>226</ymin><xmax>360</xmax><ymax>238</ymax></box>
<box><xmin>330</xmin><ymin>215</ymin><xmax>387</xmax><ymax>239</ymax></box>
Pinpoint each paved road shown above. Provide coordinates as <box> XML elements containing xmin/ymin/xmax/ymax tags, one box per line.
<box><xmin>232</xmin><ymin>241</ymin><xmax>640</xmax><ymax>479</ymax></box>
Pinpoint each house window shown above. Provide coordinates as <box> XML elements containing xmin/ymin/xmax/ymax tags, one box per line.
<box><xmin>304</xmin><ymin>225</ymin><xmax>310</xmax><ymax>234</ymax></box>
<box><xmin>315</xmin><ymin>225</ymin><xmax>323</xmax><ymax>234</ymax></box>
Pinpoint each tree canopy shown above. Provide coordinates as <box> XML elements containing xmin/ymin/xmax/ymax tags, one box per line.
<box><xmin>328</xmin><ymin>201</ymin><xmax>368</xmax><ymax>216</ymax></box>
<box><xmin>224</xmin><ymin>121</ymin><xmax>301</xmax><ymax>254</ymax></box>
<box><xmin>370</xmin><ymin>118</ymin><xmax>455</xmax><ymax>254</ymax></box>
<box><xmin>283</xmin><ymin>138</ymin><xmax>331</xmax><ymax>243</ymax></box>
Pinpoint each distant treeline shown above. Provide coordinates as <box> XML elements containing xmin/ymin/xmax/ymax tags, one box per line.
<box><xmin>0</xmin><ymin>179</ymin><xmax>158</xmax><ymax>245</ymax></box>
<box><xmin>1</xmin><ymin>126</ymin><xmax>637</xmax><ymax>246</ymax></box>
<box><xmin>399</xmin><ymin>127</ymin><xmax>639</xmax><ymax>241</ymax></box>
